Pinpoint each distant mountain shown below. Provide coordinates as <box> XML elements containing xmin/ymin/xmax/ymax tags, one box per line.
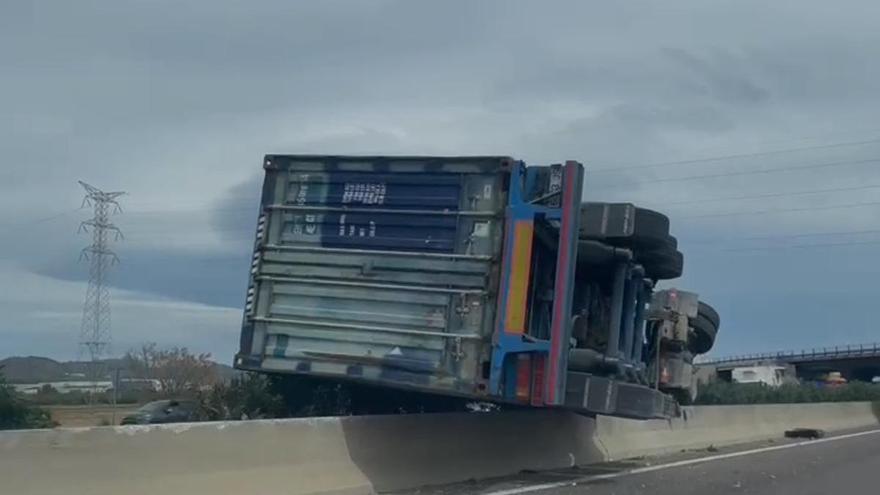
<box><xmin>0</xmin><ymin>356</ymin><xmax>67</xmax><ymax>383</ymax></box>
<box><xmin>0</xmin><ymin>356</ymin><xmax>239</xmax><ymax>384</ymax></box>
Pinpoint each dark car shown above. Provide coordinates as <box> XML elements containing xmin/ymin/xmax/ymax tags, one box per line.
<box><xmin>120</xmin><ymin>399</ymin><xmax>199</xmax><ymax>425</ymax></box>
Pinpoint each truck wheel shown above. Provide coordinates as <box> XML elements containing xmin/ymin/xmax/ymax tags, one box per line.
<box><xmin>578</xmin><ymin>203</ymin><xmax>671</xmax><ymax>248</ymax></box>
<box><xmin>632</xmin><ymin>207</ymin><xmax>671</xmax><ymax>245</ymax></box>
<box><xmin>689</xmin><ymin>313</ymin><xmax>718</xmax><ymax>355</ymax></box>
<box><xmin>698</xmin><ymin>301</ymin><xmax>720</xmax><ymax>329</ymax></box>
<box><xmin>638</xmin><ymin>248</ymin><xmax>684</xmax><ymax>280</ymax></box>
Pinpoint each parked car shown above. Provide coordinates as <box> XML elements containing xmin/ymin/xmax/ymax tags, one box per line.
<box><xmin>120</xmin><ymin>399</ymin><xmax>199</xmax><ymax>425</ymax></box>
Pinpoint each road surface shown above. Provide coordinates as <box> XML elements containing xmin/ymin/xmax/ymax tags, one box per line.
<box><xmin>404</xmin><ymin>427</ymin><xmax>880</xmax><ymax>495</ymax></box>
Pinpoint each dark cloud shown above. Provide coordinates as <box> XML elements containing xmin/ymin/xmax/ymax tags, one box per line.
<box><xmin>38</xmin><ymin>249</ymin><xmax>250</xmax><ymax>309</ymax></box>
<box><xmin>212</xmin><ymin>175</ymin><xmax>262</xmax><ymax>246</ymax></box>
<box><xmin>662</xmin><ymin>47</ymin><xmax>772</xmax><ymax>104</ymax></box>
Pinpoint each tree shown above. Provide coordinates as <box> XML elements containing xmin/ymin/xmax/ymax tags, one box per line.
<box><xmin>0</xmin><ymin>368</ymin><xmax>54</xmax><ymax>430</ymax></box>
<box><xmin>124</xmin><ymin>344</ymin><xmax>218</xmax><ymax>396</ymax></box>
<box><xmin>123</xmin><ymin>343</ymin><xmax>158</xmax><ymax>382</ymax></box>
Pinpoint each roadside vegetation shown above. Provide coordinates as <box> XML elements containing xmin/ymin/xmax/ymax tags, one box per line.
<box><xmin>696</xmin><ymin>380</ymin><xmax>880</xmax><ymax>405</ymax></box>
<box><xmin>199</xmin><ymin>373</ymin><xmax>285</xmax><ymax>420</ymax></box>
<box><xmin>122</xmin><ymin>344</ymin><xmax>466</xmax><ymax>419</ymax></box>
<box><xmin>0</xmin><ymin>370</ymin><xmax>55</xmax><ymax>430</ymax></box>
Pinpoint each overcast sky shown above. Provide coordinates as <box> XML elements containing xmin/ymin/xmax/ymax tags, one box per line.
<box><xmin>3</xmin><ymin>1</ymin><xmax>880</xmax><ymax>363</ymax></box>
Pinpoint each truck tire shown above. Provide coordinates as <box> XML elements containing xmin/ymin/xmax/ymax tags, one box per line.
<box><xmin>698</xmin><ymin>301</ymin><xmax>720</xmax><ymax>329</ymax></box>
<box><xmin>632</xmin><ymin>207</ymin><xmax>671</xmax><ymax>245</ymax></box>
<box><xmin>579</xmin><ymin>203</ymin><xmax>671</xmax><ymax>248</ymax></box>
<box><xmin>638</xmin><ymin>248</ymin><xmax>684</xmax><ymax>280</ymax></box>
<box><xmin>689</xmin><ymin>313</ymin><xmax>718</xmax><ymax>355</ymax></box>
<box><xmin>641</xmin><ymin>234</ymin><xmax>677</xmax><ymax>253</ymax></box>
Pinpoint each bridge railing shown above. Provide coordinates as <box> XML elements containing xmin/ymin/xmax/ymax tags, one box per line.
<box><xmin>704</xmin><ymin>342</ymin><xmax>880</xmax><ymax>365</ymax></box>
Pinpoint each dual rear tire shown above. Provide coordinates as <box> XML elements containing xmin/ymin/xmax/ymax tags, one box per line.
<box><xmin>578</xmin><ymin>203</ymin><xmax>684</xmax><ymax>280</ymax></box>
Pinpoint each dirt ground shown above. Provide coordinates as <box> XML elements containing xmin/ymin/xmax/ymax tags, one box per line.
<box><xmin>46</xmin><ymin>405</ymin><xmax>140</xmax><ymax>427</ymax></box>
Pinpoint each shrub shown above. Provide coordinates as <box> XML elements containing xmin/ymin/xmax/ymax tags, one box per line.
<box><xmin>0</xmin><ymin>372</ymin><xmax>55</xmax><ymax>430</ymax></box>
<box><xmin>198</xmin><ymin>373</ymin><xmax>285</xmax><ymax>421</ymax></box>
<box><xmin>696</xmin><ymin>380</ymin><xmax>880</xmax><ymax>405</ymax></box>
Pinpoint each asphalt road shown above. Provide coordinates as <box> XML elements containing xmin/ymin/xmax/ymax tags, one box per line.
<box><xmin>533</xmin><ymin>428</ymin><xmax>880</xmax><ymax>495</ymax></box>
<box><xmin>404</xmin><ymin>427</ymin><xmax>880</xmax><ymax>495</ymax></box>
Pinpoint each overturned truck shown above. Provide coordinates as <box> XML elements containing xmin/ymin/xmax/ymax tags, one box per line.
<box><xmin>235</xmin><ymin>156</ymin><xmax>719</xmax><ymax>419</ymax></box>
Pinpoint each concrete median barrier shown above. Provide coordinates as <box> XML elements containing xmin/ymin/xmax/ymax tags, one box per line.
<box><xmin>341</xmin><ymin>410</ymin><xmax>601</xmax><ymax>492</ymax></box>
<box><xmin>0</xmin><ymin>410</ymin><xmax>602</xmax><ymax>495</ymax></box>
<box><xmin>0</xmin><ymin>417</ymin><xmax>374</xmax><ymax>495</ymax></box>
<box><xmin>595</xmin><ymin>401</ymin><xmax>880</xmax><ymax>460</ymax></box>
<box><xmin>2</xmin><ymin>402</ymin><xmax>878</xmax><ymax>494</ymax></box>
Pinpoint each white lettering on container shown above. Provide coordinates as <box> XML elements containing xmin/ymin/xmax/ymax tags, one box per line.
<box><xmin>342</xmin><ymin>182</ymin><xmax>386</xmax><ymax>205</ymax></box>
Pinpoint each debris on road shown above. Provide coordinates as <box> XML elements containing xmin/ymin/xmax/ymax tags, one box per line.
<box><xmin>784</xmin><ymin>428</ymin><xmax>825</xmax><ymax>439</ymax></box>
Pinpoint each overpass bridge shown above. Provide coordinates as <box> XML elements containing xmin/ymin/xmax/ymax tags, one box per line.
<box><xmin>700</xmin><ymin>343</ymin><xmax>880</xmax><ymax>382</ymax></box>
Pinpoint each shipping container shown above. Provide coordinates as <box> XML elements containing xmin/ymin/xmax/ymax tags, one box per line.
<box><xmin>236</xmin><ymin>155</ymin><xmax>693</xmax><ymax>419</ymax></box>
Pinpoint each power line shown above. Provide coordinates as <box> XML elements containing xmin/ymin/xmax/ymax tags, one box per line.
<box><xmin>587</xmin><ymin>136</ymin><xmax>880</xmax><ymax>173</ymax></box>
<box><xmin>126</xmin><ymin>170</ymin><xmax>880</xmax><ymax>219</ymax></box>
<box><xmin>123</xmin><ymin>206</ymin><xmax>256</xmax><ymax>217</ymax></box>
<box><xmin>0</xmin><ymin>208</ymin><xmax>79</xmax><ymax>231</ymax></box>
<box><xmin>594</xmin><ymin>157</ymin><xmax>880</xmax><ymax>190</ymax></box>
<box><xmin>687</xmin><ymin>127</ymin><xmax>880</xmax><ymax>155</ymax></box>
<box><xmin>126</xmin><ymin>224</ymin><xmax>880</xmax><ymax>248</ymax></box>
<box><xmin>122</xmin><ymin>161</ymin><xmax>880</xmax><ymax>221</ymax></box>
<box><xmin>128</xmin><ymin>183</ymin><xmax>880</xmax><ymax>215</ymax></box>
<box><xmin>32</xmin><ymin>209</ymin><xmax>78</xmax><ymax>224</ymax></box>
<box><xmin>718</xmin><ymin>238</ymin><xmax>880</xmax><ymax>253</ymax></box>
<box><xmin>115</xmin><ymin>200</ymin><xmax>880</xmax><ymax>238</ymax></box>
<box><xmin>683</xmin><ymin>228</ymin><xmax>880</xmax><ymax>245</ymax></box>
<box><xmin>681</xmin><ymin>198</ymin><xmax>880</xmax><ymax>220</ymax></box>
<box><xmin>49</xmin><ymin>158</ymin><xmax>880</xmax><ymax>221</ymax></box>
<box><xmin>652</xmin><ymin>183</ymin><xmax>880</xmax><ymax>207</ymax></box>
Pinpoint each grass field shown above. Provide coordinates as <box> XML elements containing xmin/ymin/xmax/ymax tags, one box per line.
<box><xmin>46</xmin><ymin>405</ymin><xmax>139</xmax><ymax>427</ymax></box>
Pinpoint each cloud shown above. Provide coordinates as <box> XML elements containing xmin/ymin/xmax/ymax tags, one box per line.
<box><xmin>3</xmin><ymin>0</ymin><xmax>880</xmax><ymax>358</ymax></box>
<box><xmin>0</xmin><ymin>263</ymin><xmax>241</xmax><ymax>362</ymax></box>
<box><xmin>662</xmin><ymin>48</ymin><xmax>771</xmax><ymax>105</ymax></box>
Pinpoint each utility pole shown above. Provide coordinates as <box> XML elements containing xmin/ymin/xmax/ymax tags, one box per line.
<box><xmin>77</xmin><ymin>181</ymin><xmax>124</xmax><ymax>400</ymax></box>
<box><xmin>111</xmin><ymin>367</ymin><xmax>121</xmax><ymax>425</ymax></box>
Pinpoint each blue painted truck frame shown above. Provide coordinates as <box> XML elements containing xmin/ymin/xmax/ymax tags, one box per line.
<box><xmin>489</xmin><ymin>160</ymin><xmax>584</xmax><ymax>406</ymax></box>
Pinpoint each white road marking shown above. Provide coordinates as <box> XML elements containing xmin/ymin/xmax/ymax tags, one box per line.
<box><xmin>484</xmin><ymin>428</ymin><xmax>880</xmax><ymax>495</ymax></box>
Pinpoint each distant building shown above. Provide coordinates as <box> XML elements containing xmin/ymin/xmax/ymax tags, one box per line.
<box><xmin>13</xmin><ymin>381</ymin><xmax>114</xmax><ymax>395</ymax></box>
<box><xmin>730</xmin><ymin>365</ymin><xmax>790</xmax><ymax>387</ymax></box>
<box><xmin>12</xmin><ymin>378</ymin><xmax>160</xmax><ymax>395</ymax></box>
